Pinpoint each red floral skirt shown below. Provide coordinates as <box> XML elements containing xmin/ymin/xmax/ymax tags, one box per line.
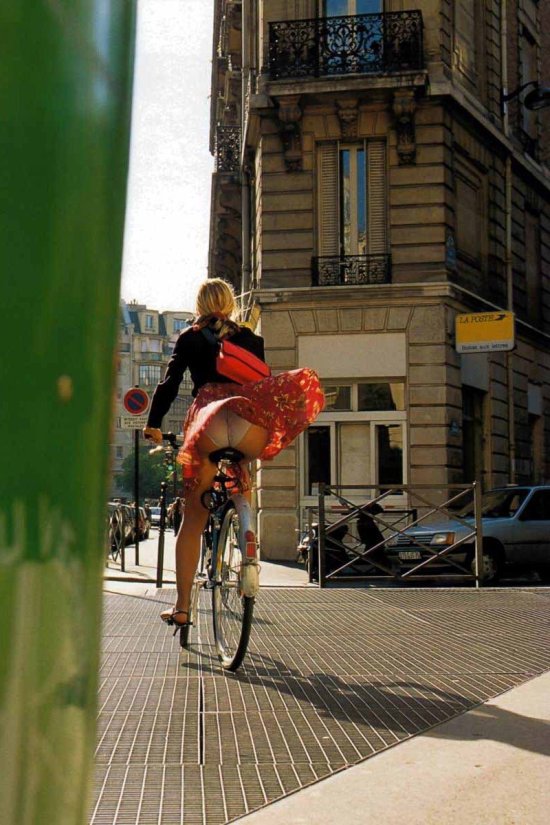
<box><xmin>177</xmin><ymin>368</ymin><xmax>325</xmax><ymax>487</ymax></box>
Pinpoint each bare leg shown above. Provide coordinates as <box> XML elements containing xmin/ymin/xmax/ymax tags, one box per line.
<box><xmin>169</xmin><ymin>454</ymin><xmax>218</xmax><ymax>622</ymax></box>
<box><xmin>165</xmin><ymin>419</ymin><xmax>269</xmax><ymax>625</ymax></box>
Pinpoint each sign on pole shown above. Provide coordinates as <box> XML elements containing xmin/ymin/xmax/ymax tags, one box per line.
<box><xmin>455</xmin><ymin>311</ymin><xmax>515</xmax><ymax>354</ymax></box>
<box><xmin>120</xmin><ymin>414</ymin><xmax>149</xmax><ymax>430</ymax></box>
<box><xmin>122</xmin><ymin>386</ymin><xmax>150</xmax><ymax>568</ymax></box>
<box><xmin>123</xmin><ymin>386</ymin><xmax>150</xmax><ymax>416</ymax></box>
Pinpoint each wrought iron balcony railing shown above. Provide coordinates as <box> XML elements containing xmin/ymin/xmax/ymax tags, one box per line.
<box><xmin>268</xmin><ymin>11</ymin><xmax>423</xmax><ymax>81</ymax></box>
<box><xmin>215</xmin><ymin>125</ymin><xmax>241</xmax><ymax>172</ymax></box>
<box><xmin>312</xmin><ymin>254</ymin><xmax>391</xmax><ymax>286</ymax></box>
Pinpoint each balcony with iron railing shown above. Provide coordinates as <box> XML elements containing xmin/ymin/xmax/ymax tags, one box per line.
<box><xmin>215</xmin><ymin>125</ymin><xmax>241</xmax><ymax>172</ymax></box>
<box><xmin>268</xmin><ymin>11</ymin><xmax>423</xmax><ymax>82</ymax></box>
<box><xmin>312</xmin><ymin>253</ymin><xmax>391</xmax><ymax>286</ymax></box>
<box><xmin>136</xmin><ymin>351</ymin><xmax>164</xmax><ymax>362</ymax></box>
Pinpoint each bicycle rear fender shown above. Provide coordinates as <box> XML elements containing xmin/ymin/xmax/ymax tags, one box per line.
<box><xmin>231</xmin><ymin>494</ymin><xmax>260</xmax><ymax>597</ymax></box>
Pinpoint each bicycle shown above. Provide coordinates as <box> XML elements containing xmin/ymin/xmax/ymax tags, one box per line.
<box><xmin>161</xmin><ymin>433</ymin><xmax>260</xmax><ymax>671</ymax></box>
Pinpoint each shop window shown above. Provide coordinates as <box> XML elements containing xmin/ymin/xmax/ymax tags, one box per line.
<box><xmin>377</xmin><ymin>424</ymin><xmax>403</xmax><ymax>486</ymax></box>
<box><xmin>358</xmin><ymin>382</ymin><xmax>404</xmax><ymax>411</ymax></box>
<box><xmin>304</xmin><ymin>381</ymin><xmax>406</xmax><ymax>499</ymax></box>
<box><xmin>305</xmin><ymin>426</ymin><xmax>333</xmax><ymax>495</ymax></box>
<box><xmin>323</xmin><ymin>385</ymin><xmax>352</xmax><ymax>411</ymax></box>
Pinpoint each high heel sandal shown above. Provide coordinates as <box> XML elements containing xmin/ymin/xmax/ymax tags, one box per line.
<box><xmin>160</xmin><ymin>607</ymin><xmax>192</xmax><ymax>637</ymax></box>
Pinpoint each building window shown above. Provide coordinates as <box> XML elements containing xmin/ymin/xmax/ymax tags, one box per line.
<box><xmin>171</xmin><ymin>395</ymin><xmax>192</xmax><ymax>418</ymax></box>
<box><xmin>453</xmin><ymin>0</ymin><xmax>486</xmax><ymax>97</ymax></box>
<box><xmin>303</xmin><ymin>381</ymin><xmax>406</xmax><ymax>498</ymax></box>
<box><xmin>528</xmin><ymin>413</ymin><xmax>543</xmax><ymax>483</ymax></box>
<box><xmin>173</xmin><ymin>318</ymin><xmax>187</xmax><ymax>332</ymax></box>
<box><xmin>317</xmin><ymin>140</ymin><xmax>388</xmax><ymax>258</ymax></box>
<box><xmin>519</xmin><ymin>28</ymin><xmax>538</xmax><ymax>145</ymax></box>
<box><xmin>462</xmin><ymin>386</ymin><xmax>486</xmax><ymax>484</ymax></box>
<box><xmin>115</xmin><ymin>447</ymin><xmax>123</xmax><ymax>460</ymax></box>
<box><xmin>324</xmin><ymin>1</ymin><xmax>383</xmax><ymax>15</ymax></box>
<box><xmin>455</xmin><ymin>155</ymin><xmax>487</xmax><ymax>290</ymax></box>
<box><xmin>145</xmin><ymin>314</ymin><xmax>154</xmax><ymax>330</ymax></box>
<box><xmin>139</xmin><ymin>365</ymin><xmax>161</xmax><ymax>386</ymax></box>
<box><xmin>525</xmin><ymin>210</ymin><xmax>541</xmax><ymax>326</ymax></box>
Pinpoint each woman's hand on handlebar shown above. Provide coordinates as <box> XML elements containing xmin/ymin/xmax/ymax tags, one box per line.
<box><xmin>143</xmin><ymin>426</ymin><xmax>162</xmax><ymax>444</ymax></box>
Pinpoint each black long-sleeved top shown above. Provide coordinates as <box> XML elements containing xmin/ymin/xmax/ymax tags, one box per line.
<box><xmin>146</xmin><ymin>324</ymin><xmax>265</xmax><ymax>428</ymax></box>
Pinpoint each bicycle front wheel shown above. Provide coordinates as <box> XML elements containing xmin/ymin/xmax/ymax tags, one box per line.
<box><xmin>212</xmin><ymin>502</ymin><xmax>254</xmax><ymax>671</ymax></box>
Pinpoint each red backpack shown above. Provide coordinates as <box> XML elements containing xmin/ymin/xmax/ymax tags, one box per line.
<box><xmin>201</xmin><ymin>327</ymin><xmax>271</xmax><ymax>385</ymax></box>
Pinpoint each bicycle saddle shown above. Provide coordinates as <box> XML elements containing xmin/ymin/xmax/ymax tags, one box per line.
<box><xmin>209</xmin><ymin>447</ymin><xmax>245</xmax><ymax>464</ymax></box>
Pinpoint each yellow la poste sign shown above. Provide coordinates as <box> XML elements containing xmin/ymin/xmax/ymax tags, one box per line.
<box><xmin>455</xmin><ymin>311</ymin><xmax>515</xmax><ymax>353</ymax></box>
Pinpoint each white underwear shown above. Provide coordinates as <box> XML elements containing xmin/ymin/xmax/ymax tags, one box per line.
<box><xmin>203</xmin><ymin>409</ymin><xmax>253</xmax><ymax>448</ymax></box>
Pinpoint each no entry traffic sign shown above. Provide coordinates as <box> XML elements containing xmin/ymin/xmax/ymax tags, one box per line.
<box><xmin>123</xmin><ymin>386</ymin><xmax>150</xmax><ymax>416</ymax></box>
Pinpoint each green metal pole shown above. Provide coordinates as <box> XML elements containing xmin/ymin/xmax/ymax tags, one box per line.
<box><xmin>0</xmin><ymin>3</ymin><xmax>136</xmax><ymax>824</ymax></box>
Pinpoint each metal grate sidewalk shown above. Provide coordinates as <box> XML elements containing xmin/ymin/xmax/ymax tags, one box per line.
<box><xmin>91</xmin><ymin>587</ymin><xmax>550</xmax><ymax>824</ymax></box>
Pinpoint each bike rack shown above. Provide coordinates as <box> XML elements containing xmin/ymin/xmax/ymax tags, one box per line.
<box><xmin>104</xmin><ymin>482</ymin><xmax>177</xmax><ymax>586</ymax></box>
<box><xmin>314</xmin><ymin>482</ymin><xmax>484</xmax><ymax>588</ymax></box>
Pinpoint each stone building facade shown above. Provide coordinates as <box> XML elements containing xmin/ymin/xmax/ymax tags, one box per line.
<box><xmin>110</xmin><ymin>302</ymin><xmax>194</xmax><ymax>497</ymax></box>
<box><xmin>209</xmin><ymin>0</ymin><xmax>550</xmax><ymax>559</ymax></box>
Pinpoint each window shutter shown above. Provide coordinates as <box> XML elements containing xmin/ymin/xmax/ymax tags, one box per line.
<box><xmin>367</xmin><ymin>139</ymin><xmax>387</xmax><ymax>255</ymax></box>
<box><xmin>317</xmin><ymin>143</ymin><xmax>339</xmax><ymax>256</ymax></box>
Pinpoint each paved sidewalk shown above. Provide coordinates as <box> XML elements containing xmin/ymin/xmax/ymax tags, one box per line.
<box><xmin>238</xmin><ymin>671</ymin><xmax>550</xmax><ymax>824</ymax></box>
<box><xmin>94</xmin><ymin>550</ymin><xmax>550</xmax><ymax>825</ymax></box>
<box><xmin>104</xmin><ymin>530</ymin><xmax>309</xmax><ymax>596</ymax></box>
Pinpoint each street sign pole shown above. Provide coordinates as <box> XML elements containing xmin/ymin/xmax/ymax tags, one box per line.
<box><xmin>122</xmin><ymin>385</ymin><xmax>151</xmax><ymax>569</ymax></box>
<box><xmin>134</xmin><ymin>426</ymin><xmax>140</xmax><ymax>566</ymax></box>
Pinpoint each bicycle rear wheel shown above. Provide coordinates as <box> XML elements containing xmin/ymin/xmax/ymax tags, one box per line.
<box><xmin>212</xmin><ymin>502</ymin><xmax>254</xmax><ymax>671</ymax></box>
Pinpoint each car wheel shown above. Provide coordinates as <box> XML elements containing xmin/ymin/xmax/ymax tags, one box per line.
<box><xmin>470</xmin><ymin>548</ymin><xmax>501</xmax><ymax>583</ymax></box>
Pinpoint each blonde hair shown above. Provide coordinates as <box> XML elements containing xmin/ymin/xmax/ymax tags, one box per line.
<box><xmin>195</xmin><ymin>278</ymin><xmax>237</xmax><ymax>320</ymax></box>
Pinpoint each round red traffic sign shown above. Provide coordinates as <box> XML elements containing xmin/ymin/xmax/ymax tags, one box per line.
<box><xmin>123</xmin><ymin>387</ymin><xmax>150</xmax><ymax>415</ymax></box>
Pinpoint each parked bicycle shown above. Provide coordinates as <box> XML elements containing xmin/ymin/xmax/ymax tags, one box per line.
<box><xmin>161</xmin><ymin>433</ymin><xmax>260</xmax><ymax>671</ymax></box>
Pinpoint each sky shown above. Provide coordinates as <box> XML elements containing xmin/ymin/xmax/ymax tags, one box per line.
<box><xmin>121</xmin><ymin>0</ymin><xmax>214</xmax><ymax>313</ymax></box>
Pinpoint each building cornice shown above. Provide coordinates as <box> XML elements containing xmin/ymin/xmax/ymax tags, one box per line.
<box><xmin>254</xmin><ymin>282</ymin><xmax>457</xmax><ymax>306</ymax></box>
<box><xmin>254</xmin><ymin>282</ymin><xmax>550</xmax><ymax>345</ymax></box>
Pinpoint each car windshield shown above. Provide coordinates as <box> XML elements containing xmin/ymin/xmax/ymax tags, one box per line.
<box><xmin>151</xmin><ymin>507</ymin><xmax>161</xmax><ymax>515</ymax></box>
<box><xmin>457</xmin><ymin>489</ymin><xmax>529</xmax><ymax>519</ymax></box>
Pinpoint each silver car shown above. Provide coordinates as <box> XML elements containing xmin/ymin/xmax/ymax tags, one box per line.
<box><xmin>149</xmin><ymin>506</ymin><xmax>162</xmax><ymax>528</ymax></box>
<box><xmin>385</xmin><ymin>486</ymin><xmax>550</xmax><ymax>583</ymax></box>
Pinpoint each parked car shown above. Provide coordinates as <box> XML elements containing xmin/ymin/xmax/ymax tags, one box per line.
<box><xmin>385</xmin><ymin>486</ymin><xmax>550</xmax><ymax>583</ymax></box>
<box><xmin>119</xmin><ymin>504</ymin><xmax>136</xmax><ymax>545</ymax></box>
<box><xmin>150</xmin><ymin>506</ymin><xmax>162</xmax><ymax>528</ymax></box>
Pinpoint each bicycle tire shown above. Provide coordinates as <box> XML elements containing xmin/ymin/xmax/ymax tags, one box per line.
<box><xmin>212</xmin><ymin>502</ymin><xmax>254</xmax><ymax>671</ymax></box>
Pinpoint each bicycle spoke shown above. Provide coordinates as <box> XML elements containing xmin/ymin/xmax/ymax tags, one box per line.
<box><xmin>212</xmin><ymin>503</ymin><xmax>254</xmax><ymax>670</ymax></box>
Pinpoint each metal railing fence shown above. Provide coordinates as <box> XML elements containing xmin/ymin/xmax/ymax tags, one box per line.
<box><xmin>312</xmin><ymin>482</ymin><xmax>483</xmax><ymax>587</ymax></box>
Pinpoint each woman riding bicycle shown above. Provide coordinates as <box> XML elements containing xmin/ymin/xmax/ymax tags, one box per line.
<box><xmin>144</xmin><ymin>278</ymin><xmax>324</xmax><ymax>631</ymax></box>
